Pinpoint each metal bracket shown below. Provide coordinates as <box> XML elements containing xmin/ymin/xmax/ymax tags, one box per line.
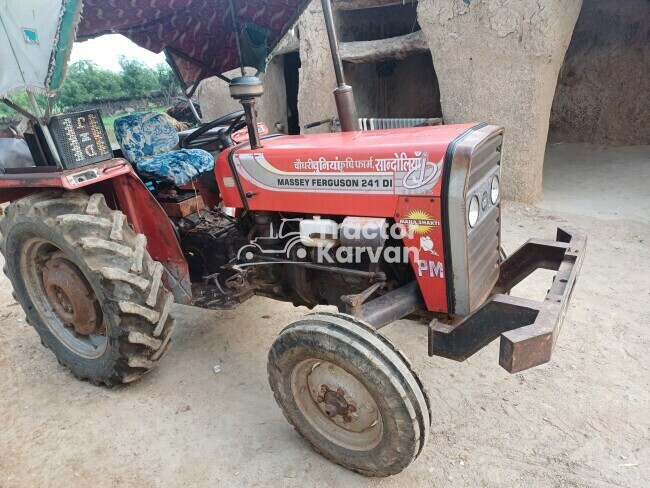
<box><xmin>429</xmin><ymin>227</ymin><xmax>587</xmax><ymax>373</ymax></box>
<box><xmin>341</xmin><ymin>282</ymin><xmax>383</xmax><ymax>317</ymax></box>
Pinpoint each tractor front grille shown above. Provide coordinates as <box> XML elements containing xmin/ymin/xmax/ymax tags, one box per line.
<box><xmin>445</xmin><ymin>125</ymin><xmax>503</xmax><ymax>316</ymax></box>
<box><xmin>466</xmin><ymin>134</ymin><xmax>502</xmax><ymax>311</ymax></box>
<box><xmin>358</xmin><ymin>118</ymin><xmax>442</xmax><ymax>131</ymax></box>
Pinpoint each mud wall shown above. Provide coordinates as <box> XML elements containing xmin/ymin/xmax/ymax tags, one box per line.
<box><xmin>197</xmin><ymin>0</ymin><xmax>589</xmax><ymax>202</ymax></box>
<box><xmin>418</xmin><ymin>0</ymin><xmax>582</xmax><ymax>203</ymax></box>
<box><xmin>297</xmin><ymin>1</ymin><xmax>339</xmax><ymax>133</ymax></box>
<box><xmin>345</xmin><ymin>54</ymin><xmax>441</xmax><ymax>119</ymax></box>
<box><xmin>338</xmin><ymin>3</ymin><xmax>441</xmax><ymax>119</ymax></box>
<box><xmin>197</xmin><ymin>58</ymin><xmax>288</xmax><ymax>133</ymax></box>
<box><xmin>298</xmin><ymin>0</ymin><xmax>584</xmax><ymax>201</ymax></box>
<box><xmin>549</xmin><ymin>0</ymin><xmax>650</xmax><ymax>145</ymax></box>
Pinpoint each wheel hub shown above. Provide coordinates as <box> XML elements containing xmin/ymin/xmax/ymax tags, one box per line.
<box><xmin>297</xmin><ymin>360</ymin><xmax>382</xmax><ymax>434</ymax></box>
<box><xmin>41</xmin><ymin>257</ymin><xmax>102</xmax><ymax>335</ymax></box>
<box><xmin>318</xmin><ymin>386</ymin><xmax>357</xmax><ymax>422</ymax></box>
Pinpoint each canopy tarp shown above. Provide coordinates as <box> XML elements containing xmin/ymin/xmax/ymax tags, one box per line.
<box><xmin>0</xmin><ymin>0</ymin><xmax>81</xmax><ymax>97</ymax></box>
<box><xmin>77</xmin><ymin>0</ymin><xmax>310</xmax><ymax>87</ymax></box>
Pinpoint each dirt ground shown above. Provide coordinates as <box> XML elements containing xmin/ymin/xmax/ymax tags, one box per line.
<box><xmin>1</xmin><ymin>143</ymin><xmax>648</xmax><ymax>487</ymax></box>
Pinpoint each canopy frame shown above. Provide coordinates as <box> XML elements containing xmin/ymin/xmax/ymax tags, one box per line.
<box><xmin>164</xmin><ymin>49</ymin><xmax>204</xmax><ymax>124</ymax></box>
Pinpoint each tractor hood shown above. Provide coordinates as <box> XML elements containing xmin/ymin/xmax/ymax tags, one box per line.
<box><xmin>77</xmin><ymin>0</ymin><xmax>310</xmax><ymax>87</ymax></box>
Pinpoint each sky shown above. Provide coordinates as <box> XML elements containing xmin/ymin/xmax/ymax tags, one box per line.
<box><xmin>69</xmin><ymin>34</ymin><xmax>165</xmax><ymax>71</ymax></box>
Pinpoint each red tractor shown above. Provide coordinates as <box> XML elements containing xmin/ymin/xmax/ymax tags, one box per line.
<box><xmin>0</xmin><ymin>0</ymin><xmax>585</xmax><ymax>476</ymax></box>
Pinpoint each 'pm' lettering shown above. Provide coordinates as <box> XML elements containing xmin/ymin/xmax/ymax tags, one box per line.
<box><xmin>417</xmin><ymin>260</ymin><xmax>445</xmax><ymax>278</ymax></box>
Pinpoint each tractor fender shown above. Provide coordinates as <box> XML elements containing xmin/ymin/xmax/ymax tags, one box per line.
<box><xmin>0</xmin><ymin>160</ymin><xmax>192</xmax><ymax>305</ymax></box>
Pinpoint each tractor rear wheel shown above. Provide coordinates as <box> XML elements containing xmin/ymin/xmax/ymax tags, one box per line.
<box><xmin>268</xmin><ymin>312</ymin><xmax>431</xmax><ymax>477</ymax></box>
<box><xmin>0</xmin><ymin>190</ymin><xmax>175</xmax><ymax>385</ymax></box>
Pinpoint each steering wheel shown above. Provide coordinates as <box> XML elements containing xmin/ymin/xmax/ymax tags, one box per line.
<box><xmin>181</xmin><ymin>110</ymin><xmax>246</xmax><ymax>150</ymax></box>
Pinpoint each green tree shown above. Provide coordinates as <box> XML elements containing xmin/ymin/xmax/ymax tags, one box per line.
<box><xmin>0</xmin><ymin>92</ymin><xmax>48</xmax><ymax>120</ymax></box>
<box><xmin>3</xmin><ymin>56</ymin><xmax>177</xmax><ymax>120</ymax></box>
<box><xmin>156</xmin><ymin>62</ymin><xmax>180</xmax><ymax>106</ymax></box>
<box><xmin>54</xmin><ymin>60</ymin><xmax>123</xmax><ymax>110</ymax></box>
<box><xmin>118</xmin><ymin>56</ymin><xmax>158</xmax><ymax>98</ymax></box>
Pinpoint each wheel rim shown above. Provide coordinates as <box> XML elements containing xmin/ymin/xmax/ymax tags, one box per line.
<box><xmin>20</xmin><ymin>237</ymin><xmax>107</xmax><ymax>359</ymax></box>
<box><xmin>291</xmin><ymin>358</ymin><xmax>383</xmax><ymax>451</ymax></box>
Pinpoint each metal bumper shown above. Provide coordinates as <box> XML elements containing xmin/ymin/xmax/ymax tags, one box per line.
<box><xmin>429</xmin><ymin>227</ymin><xmax>586</xmax><ymax>373</ymax></box>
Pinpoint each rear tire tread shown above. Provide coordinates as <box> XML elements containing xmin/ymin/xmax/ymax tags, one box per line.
<box><xmin>0</xmin><ymin>190</ymin><xmax>175</xmax><ymax>386</ymax></box>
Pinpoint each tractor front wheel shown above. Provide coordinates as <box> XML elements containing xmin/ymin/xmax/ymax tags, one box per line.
<box><xmin>268</xmin><ymin>312</ymin><xmax>431</xmax><ymax>477</ymax></box>
<box><xmin>0</xmin><ymin>190</ymin><xmax>175</xmax><ymax>385</ymax></box>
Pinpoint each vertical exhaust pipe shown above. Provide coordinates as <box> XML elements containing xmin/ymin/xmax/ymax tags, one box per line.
<box><xmin>320</xmin><ymin>0</ymin><xmax>359</xmax><ymax>132</ymax></box>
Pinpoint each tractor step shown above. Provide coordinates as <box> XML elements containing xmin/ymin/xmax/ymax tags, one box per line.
<box><xmin>429</xmin><ymin>227</ymin><xmax>586</xmax><ymax>373</ymax></box>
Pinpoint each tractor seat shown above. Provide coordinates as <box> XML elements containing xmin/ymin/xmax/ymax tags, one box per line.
<box><xmin>114</xmin><ymin>111</ymin><xmax>213</xmax><ymax>187</ymax></box>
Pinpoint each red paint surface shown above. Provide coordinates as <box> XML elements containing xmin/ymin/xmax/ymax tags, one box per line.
<box><xmin>216</xmin><ymin>124</ymin><xmax>475</xmax><ymax>312</ymax></box>
<box><xmin>395</xmin><ymin>197</ymin><xmax>447</xmax><ymax>312</ymax></box>
<box><xmin>0</xmin><ymin>161</ymin><xmax>192</xmax><ymax>305</ymax></box>
<box><xmin>0</xmin><ymin>158</ymin><xmax>131</xmax><ymax>202</ymax></box>
<box><xmin>1</xmin><ymin>124</ymin><xmax>476</xmax><ymax>312</ymax></box>
<box><xmin>231</xmin><ymin>123</ymin><xmax>269</xmax><ymax>144</ymax></box>
<box><xmin>111</xmin><ymin>172</ymin><xmax>192</xmax><ymax>304</ymax></box>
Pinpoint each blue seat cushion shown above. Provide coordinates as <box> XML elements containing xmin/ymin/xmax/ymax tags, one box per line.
<box><xmin>136</xmin><ymin>149</ymin><xmax>215</xmax><ymax>187</ymax></box>
<box><xmin>114</xmin><ymin>112</ymin><xmax>179</xmax><ymax>163</ymax></box>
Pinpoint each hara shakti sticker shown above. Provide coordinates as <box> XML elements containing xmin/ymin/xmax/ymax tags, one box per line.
<box><xmin>233</xmin><ymin>151</ymin><xmax>443</xmax><ymax>195</ymax></box>
<box><xmin>399</xmin><ymin>210</ymin><xmax>440</xmax><ymax>235</ymax></box>
<box><xmin>399</xmin><ymin>210</ymin><xmax>444</xmax><ymax>277</ymax></box>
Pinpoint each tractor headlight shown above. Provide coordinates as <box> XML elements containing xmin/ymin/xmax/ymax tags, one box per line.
<box><xmin>468</xmin><ymin>195</ymin><xmax>480</xmax><ymax>228</ymax></box>
<box><xmin>490</xmin><ymin>175</ymin><xmax>500</xmax><ymax>204</ymax></box>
